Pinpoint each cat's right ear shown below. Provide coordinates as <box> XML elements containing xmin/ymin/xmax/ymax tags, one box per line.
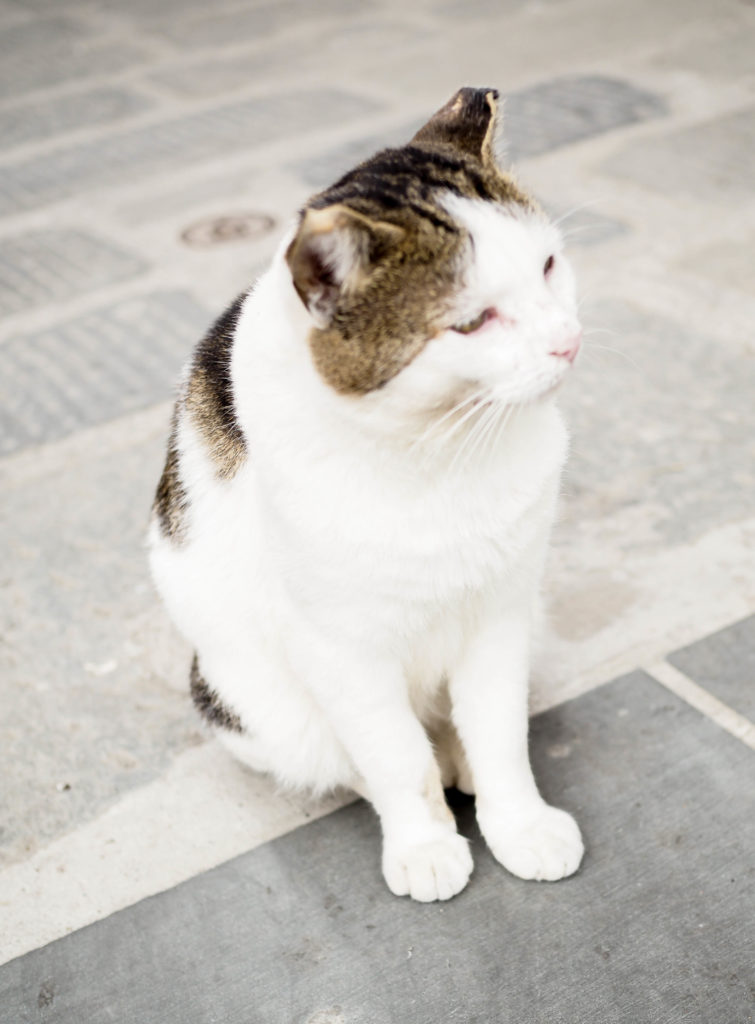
<box><xmin>286</xmin><ymin>205</ymin><xmax>404</xmax><ymax>328</ymax></box>
<box><xmin>411</xmin><ymin>87</ymin><xmax>502</xmax><ymax>169</ymax></box>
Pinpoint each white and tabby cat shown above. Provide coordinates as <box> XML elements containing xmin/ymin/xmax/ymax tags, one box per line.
<box><xmin>149</xmin><ymin>87</ymin><xmax>584</xmax><ymax>902</ymax></box>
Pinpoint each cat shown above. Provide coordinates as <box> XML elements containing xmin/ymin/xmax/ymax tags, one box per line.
<box><xmin>149</xmin><ymin>87</ymin><xmax>584</xmax><ymax>902</ymax></box>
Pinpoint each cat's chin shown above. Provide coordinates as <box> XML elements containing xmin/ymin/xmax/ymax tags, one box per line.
<box><xmin>503</xmin><ymin>380</ymin><xmax>565</xmax><ymax>409</ymax></box>
<box><xmin>529</xmin><ymin>371</ymin><xmax>572</xmax><ymax>402</ymax></box>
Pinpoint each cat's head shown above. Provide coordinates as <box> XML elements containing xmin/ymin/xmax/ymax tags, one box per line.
<box><xmin>286</xmin><ymin>87</ymin><xmax>581</xmax><ymax>421</ymax></box>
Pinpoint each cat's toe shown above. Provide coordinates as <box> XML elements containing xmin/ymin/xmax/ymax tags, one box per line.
<box><xmin>382</xmin><ymin>833</ymin><xmax>473</xmax><ymax>902</ymax></box>
<box><xmin>483</xmin><ymin>805</ymin><xmax>583</xmax><ymax>882</ymax></box>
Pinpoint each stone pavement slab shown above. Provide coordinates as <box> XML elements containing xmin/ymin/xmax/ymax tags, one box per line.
<box><xmin>0</xmin><ymin>411</ymin><xmax>199</xmax><ymax>867</ymax></box>
<box><xmin>0</xmin><ymin>229</ymin><xmax>146</xmax><ymax>319</ymax></box>
<box><xmin>603</xmin><ymin>108</ymin><xmax>755</xmax><ymax>202</ymax></box>
<box><xmin>668</xmin><ymin>614</ymin><xmax>755</xmax><ymax>724</ymax></box>
<box><xmin>0</xmin><ymin>290</ymin><xmax>209</xmax><ymax>454</ymax></box>
<box><xmin>0</xmin><ymin>16</ymin><xmax>148</xmax><ymax>100</ymax></box>
<box><xmin>0</xmin><ymin>87</ymin><xmax>154</xmax><ymax>153</ymax></box>
<box><xmin>557</xmin><ymin>299</ymin><xmax>755</xmax><ymax>548</ymax></box>
<box><xmin>0</xmin><ymin>89</ymin><xmax>382</xmax><ymax>216</ymax></box>
<box><xmin>1</xmin><ymin>671</ymin><xmax>753</xmax><ymax>1024</ymax></box>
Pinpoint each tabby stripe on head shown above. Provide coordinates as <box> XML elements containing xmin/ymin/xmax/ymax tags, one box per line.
<box><xmin>190</xmin><ymin>655</ymin><xmax>243</xmax><ymax>733</ymax></box>
<box><xmin>325</xmin><ymin>183</ymin><xmax>457</xmax><ymax>233</ymax></box>
<box><xmin>361</xmin><ymin>148</ymin><xmax>491</xmax><ymax>200</ymax></box>
<box><xmin>185</xmin><ymin>292</ymin><xmax>248</xmax><ymax>480</ymax></box>
<box><xmin>319</xmin><ymin>144</ymin><xmax>521</xmax><ymax>208</ymax></box>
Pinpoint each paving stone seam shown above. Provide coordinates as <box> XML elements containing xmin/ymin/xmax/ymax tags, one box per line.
<box><xmin>645</xmin><ymin>660</ymin><xmax>755</xmax><ymax>751</ymax></box>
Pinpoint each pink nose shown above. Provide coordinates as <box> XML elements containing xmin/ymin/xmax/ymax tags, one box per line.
<box><xmin>550</xmin><ymin>330</ymin><xmax>582</xmax><ymax>363</ymax></box>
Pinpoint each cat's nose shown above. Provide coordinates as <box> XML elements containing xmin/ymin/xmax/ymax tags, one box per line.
<box><xmin>549</xmin><ymin>329</ymin><xmax>582</xmax><ymax>363</ymax></box>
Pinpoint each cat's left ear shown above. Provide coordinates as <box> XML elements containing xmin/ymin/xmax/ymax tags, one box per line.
<box><xmin>411</xmin><ymin>86</ymin><xmax>503</xmax><ymax>168</ymax></box>
<box><xmin>286</xmin><ymin>205</ymin><xmax>405</xmax><ymax>327</ymax></box>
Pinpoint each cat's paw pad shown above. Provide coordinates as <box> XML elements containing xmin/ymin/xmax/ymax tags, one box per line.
<box><xmin>485</xmin><ymin>805</ymin><xmax>583</xmax><ymax>882</ymax></box>
<box><xmin>382</xmin><ymin>833</ymin><xmax>473</xmax><ymax>902</ymax></box>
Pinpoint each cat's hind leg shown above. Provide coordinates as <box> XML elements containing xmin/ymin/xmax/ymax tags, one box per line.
<box><xmin>429</xmin><ymin>716</ymin><xmax>475</xmax><ymax>795</ymax></box>
<box><xmin>189</xmin><ymin>647</ymin><xmax>357</xmax><ymax>793</ymax></box>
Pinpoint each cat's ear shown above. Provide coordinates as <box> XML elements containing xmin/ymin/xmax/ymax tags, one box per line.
<box><xmin>411</xmin><ymin>87</ymin><xmax>502</xmax><ymax>167</ymax></box>
<box><xmin>286</xmin><ymin>205</ymin><xmax>405</xmax><ymax>327</ymax></box>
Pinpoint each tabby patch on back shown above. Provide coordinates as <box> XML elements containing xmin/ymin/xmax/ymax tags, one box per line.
<box><xmin>184</xmin><ymin>293</ymin><xmax>247</xmax><ymax>478</ymax></box>
<box><xmin>153</xmin><ymin>293</ymin><xmax>246</xmax><ymax>542</ymax></box>
<box><xmin>286</xmin><ymin>87</ymin><xmax>534</xmax><ymax>394</ymax></box>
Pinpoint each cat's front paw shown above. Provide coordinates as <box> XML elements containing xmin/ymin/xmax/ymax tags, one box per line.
<box><xmin>481</xmin><ymin>804</ymin><xmax>583</xmax><ymax>882</ymax></box>
<box><xmin>382</xmin><ymin>832</ymin><xmax>473</xmax><ymax>902</ymax></box>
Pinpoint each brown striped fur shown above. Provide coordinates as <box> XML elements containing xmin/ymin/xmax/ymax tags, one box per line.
<box><xmin>184</xmin><ymin>293</ymin><xmax>247</xmax><ymax>480</ymax></box>
<box><xmin>153</xmin><ymin>412</ymin><xmax>189</xmax><ymax>543</ymax></box>
<box><xmin>190</xmin><ymin>654</ymin><xmax>243</xmax><ymax>733</ymax></box>
<box><xmin>153</xmin><ymin>295</ymin><xmax>247</xmax><ymax>542</ymax></box>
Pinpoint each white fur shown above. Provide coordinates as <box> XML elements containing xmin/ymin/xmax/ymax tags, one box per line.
<box><xmin>149</xmin><ymin>197</ymin><xmax>584</xmax><ymax>901</ymax></box>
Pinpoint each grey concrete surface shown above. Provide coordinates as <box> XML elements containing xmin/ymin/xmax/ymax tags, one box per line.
<box><xmin>2</xmin><ymin>671</ymin><xmax>753</xmax><ymax>1024</ymax></box>
<box><xmin>0</xmin><ymin>229</ymin><xmax>146</xmax><ymax>318</ymax></box>
<box><xmin>669</xmin><ymin>615</ymin><xmax>755</xmax><ymax>723</ymax></box>
<box><xmin>0</xmin><ymin>89</ymin><xmax>381</xmax><ymax>215</ymax></box>
<box><xmin>0</xmin><ymin>0</ymin><xmax>754</xmax><ymax>982</ymax></box>
<box><xmin>2</xmin><ymin>289</ymin><xmax>208</xmax><ymax>452</ymax></box>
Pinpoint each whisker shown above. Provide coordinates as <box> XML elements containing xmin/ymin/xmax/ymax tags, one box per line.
<box><xmin>431</xmin><ymin>393</ymin><xmax>490</xmax><ymax>447</ymax></box>
<box><xmin>418</xmin><ymin>393</ymin><xmax>494</xmax><ymax>472</ymax></box>
<box><xmin>561</xmin><ymin>225</ymin><xmax>603</xmax><ymax>243</ymax></box>
<box><xmin>448</xmin><ymin>401</ymin><xmax>495</xmax><ymax>475</ymax></box>
<box><xmin>410</xmin><ymin>387</ymin><xmax>490</xmax><ymax>456</ymax></box>
<box><xmin>481</xmin><ymin>401</ymin><xmax>513</xmax><ymax>464</ymax></box>
<box><xmin>413</xmin><ymin>386</ymin><xmax>490</xmax><ymax>444</ymax></box>
<box><xmin>583</xmin><ymin>339</ymin><xmax>641</xmax><ymax>371</ymax></box>
<box><xmin>583</xmin><ymin>327</ymin><xmax>618</xmax><ymax>338</ymax></box>
<box><xmin>551</xmin><ymin>198</ymin><xmax>607</xmax><ymax>229</ymax></box>
<box><xmin>491</xmin><ymin>402</ymin><xmax>517</xmax><ymax>452</ymax></box>
<box><xmin>466</xmin><ymin>401</ymin><xmax>501</xmax><ymax>466</ymax></box>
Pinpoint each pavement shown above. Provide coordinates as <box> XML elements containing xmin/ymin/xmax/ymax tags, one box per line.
<box><xmin>0</xmin><ymin>0</ymin><xmax>754</xmax><ymax>1020</ymax></box>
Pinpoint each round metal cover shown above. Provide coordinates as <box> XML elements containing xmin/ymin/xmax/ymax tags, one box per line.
<box><xmin>181</xmin><ymin>212</ymin><xmax>276</xmax><ymax>247</ymax></box>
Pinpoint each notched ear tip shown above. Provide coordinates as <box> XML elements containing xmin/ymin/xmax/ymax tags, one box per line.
<box><xmin>412</xmin><ymin>85</ymin><xmax>503</xmax><ymax>165</ymax></box>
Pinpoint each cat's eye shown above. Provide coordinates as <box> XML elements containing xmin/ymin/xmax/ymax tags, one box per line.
<box><xmin>451</xmin><ymin>309</ymin><xmax>493</xmax><ymax>334</ymax></box>
<box><xmin>544</xmin><ymin>254</ymin><xmax>555</xmax><ymax>277</ymax></box>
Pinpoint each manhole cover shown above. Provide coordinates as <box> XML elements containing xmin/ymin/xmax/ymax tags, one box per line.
<box><xmin>181</xmin><ymin>212</ymin><xmax>276</xmax><ymax>247</ymax></box>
